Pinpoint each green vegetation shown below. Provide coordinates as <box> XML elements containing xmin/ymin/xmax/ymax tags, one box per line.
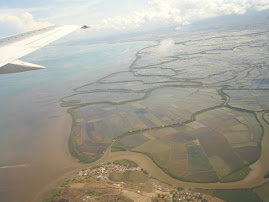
<box><xmin>177</xmin><ymin>187</ymin><xmax>184</xmax><ymax>191</ymax></box>
<box><xmin>109</xmin><ymin>172</ymin><xmax>122</xmax><ymax>181</ymax></box>
<box><xmin>111</xmin><ymin>146</ymin><xmax>126</xmax><ymax>152</ymax></box>
<box><xmin>61</xmin><ymin>99</ymin><xmax>81</xmax><ymax>107</ymax></box>
<box><xmin>186</xmin><ymin>142</ymin><xmax>213</xmax><ymax>172</ymax></box>
<box><xmin>113</xmin><ymin>159</ymin><xmax>138</xmax><ymax>167</ymax></box>
<box><xmin>225</xmin><ymin>90</ymin><xmax>269</xmax><ymax>111</ymax></box>
<box><xmin>212</xmin><ymin>189</ymin><xmax>262</xmax><ymax>202</ymax></box>
<box><xmin>193</xmin><ymin>188</ymin><xmax>213</xmax><ymax>195</ymax></box>
<box><xmin>254</xmin><ymin>182</ymin><xmax>269</xmax><ymax>201</ymax></box>
<box><xmin>141</xmin><ymin>168</ymin><xmax>148</xmax><ymax>175</ymax></box>
<box><xmin>59</xmin><ymin>33</ymin><xmax>265</xmax><ymax>186</ymax></box>
<box><xmin>91</xmin><ymin>165</ymin><xmax>101</xmax><ymax>169</ymax></box>
<box><xmin>109</xmin><ymin>171</ymin><xmax>148</xmax><ymax>183</ymax></box>
<box><xmin>60</xmin><ymin>180</ymin><xmax>69</xmax><ymax>187</ymax></box>
<box><xmin>122</xmin><ymin>107</ymin><xmax>261</xmax><ymax>183</ymax></box>
<box><xmin>114</xmin><ymin>133</ymin><xmax>150</xmax><ymax>150</ymax></box>
<box><xmin>68</xmin><ymin>123</ymin><xmax>101</xmax><ymax>163</ymax></box>
<box><xmin>43</xmin><ymin>187</ymin><xmax>62</xmax><ymax>202</ymax></box>
<box><xmin>220</xmin><ymin>166</ymin><xmax>250</xmax><ymax>182</ymax></box>
<box><xmin>129</xmin><ymin>171</ymin><xmax>148</xmax><ymax>183</ymax></box>
<box><xmin>132</xmin><ymin>150</ymin><xmax>218</xmax><ymax>183</ymax></box>
<box><xmin>67</xmin><ymin>108</ymin><xmax>102</xmax><ymax>163</ymax></box>
<box><xmin>263</xmin><ymin>113</ymin><xmax>269</xmax><ymax>124</ymax></box>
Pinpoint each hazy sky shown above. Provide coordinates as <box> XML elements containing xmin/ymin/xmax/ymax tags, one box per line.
<box><xmin>0</xmin><ymin>0</ymin><xmax>269</xmax><ymax>37</ymax></box>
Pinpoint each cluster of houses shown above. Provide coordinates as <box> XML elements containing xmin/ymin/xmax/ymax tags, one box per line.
<box><xmin>152</xmin><ymin>183</ymin><xmax>207</xmax><ymax>202</ymax></box>
<box><xmin>78</xmin><ymin>163</ymin><xmax>141</xmax><ymax>178</ymax></box>
<box><xmin>155</xmin><ymin>189</ymin><xmax>208</xmax><ymax>202</ymax></box>
<box><xmin>174</xmin><ymin>191</ymin><xmax>207</xmax><ymax>202</ymax></box>
<box><xmin>77</xmin><ymin>164</ymin><xmax>208</xmax><ymax>201</ymax></box>
<box><xmin>153</xmin><ymin>182</ymin><xmax>170</xmax><ymax>192</ymax></box>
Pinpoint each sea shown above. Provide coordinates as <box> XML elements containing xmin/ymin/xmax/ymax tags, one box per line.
<box><xmin>0</xmin><ymin>30</ymin><xmax>153</xmax><ymax>201</ymax></box>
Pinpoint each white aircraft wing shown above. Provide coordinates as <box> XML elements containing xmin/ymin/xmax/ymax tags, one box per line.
<box><xmin>0</xmin><ymin>25</ymin><xmax>79</xmax><ymax>74</ymax></box>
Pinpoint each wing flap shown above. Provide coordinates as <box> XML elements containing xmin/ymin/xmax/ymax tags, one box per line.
<box><xmin>0</xmin><ymin>60</ymin><xmax>45</xmax><ymax>74</ymax></box>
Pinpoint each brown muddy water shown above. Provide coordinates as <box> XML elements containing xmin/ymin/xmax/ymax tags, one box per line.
<box><xmin>0</xmin><ymin>65</ymin><xmax>132</xmax><ymax>202</ymax></box>
<box><xmin>0</xmin><ymin>40</ymin><xmax>156</xmax><ymax>201</ymax></box>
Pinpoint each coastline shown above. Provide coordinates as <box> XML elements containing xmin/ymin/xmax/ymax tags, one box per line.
<box><xmin>57</xmin><ymin>39</ymin><xmax>269</xmax><ymax>192</ymax></box>
<box><xmin>0</xmin><ymin>40</ymin><xmax>158</xmax><ymax>202</ymax></box>
<box><xmin>32</xmin><ymin>106</ymin><xmax>82</xmax><ymax>202</ymax></box>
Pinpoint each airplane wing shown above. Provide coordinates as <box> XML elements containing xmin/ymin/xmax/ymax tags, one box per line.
<box><xmin>0</xmin><ymin>25</ymin><xmax>79</xmax><ymax>74</ymax></box>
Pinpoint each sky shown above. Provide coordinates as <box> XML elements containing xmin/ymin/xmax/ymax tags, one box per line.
<box><xmin>0</xmin><ymin>0</ymin><xmax>269</xmax><ymax>37</ymax></box>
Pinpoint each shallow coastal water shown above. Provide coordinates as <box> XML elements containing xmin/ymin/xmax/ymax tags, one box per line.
<box><xmin>0</xmin><ymin>33</ymin><xmax>153</xmax><ymax>201</ymax></box>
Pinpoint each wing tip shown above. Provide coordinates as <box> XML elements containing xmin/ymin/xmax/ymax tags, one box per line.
<box><xmin>0</xmin><ymin>60</ymin><xmax>45</xmax><ymax>74</ymax></box>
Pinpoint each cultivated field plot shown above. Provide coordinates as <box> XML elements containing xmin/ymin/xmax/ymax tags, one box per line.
<box><xmin>133</xmin><ymin>67</ymin><xmax>176</xmax><ymax>77</ymax></box>
<box><xmin>113</xmin><ymin>107</ymin><xmax>262</xmax><ymax>182</ymax></box>
<box><xmin>264</xmin><ymin>112</ymin><xmax>269</xmax><ymax>124</ymax></box>
<box><xmin>77</xmin><ymin>79</ymin><xmax>197</xmax><ymax>93</ymax></box>
<box><xmin>71</xmin><ymin>87</ymin><xmax>222</xmax><ymax>158</ymax></box>
<box><xmin>62</xmin><ymin>91</ymin><xmax>146</xmax><ymax>106</ymax></box>
<box><xmin>99</xmin><ymin>71</ymin><xmax>176</xmax><ymax>84</ymax></box>
<box><xmin>254</xmin><ymin>182</ymin><xmax>269</xmax><ymax>202</ymax></box>
<box><xmin>61</xmin><ymin>24</ymin><xmax>269</xmax><ymax>184</ymax></box>
<box><xmin>226</xmin><ymin>65</ymin><xmax>269</xmax><ymax>89</ymax></box>
<box><xmin>132</xmin><ymin>30</ymin><xmax>269</xmax><ymax>88</ymax></box>
<box><xmin>109</xmin><ymin>171</ymin><xmax>148</xmax><ymax>183</ymax></box>
<box><xmin>224</xmin><ymin>90</ymin><xmax>269</xmax><ymax>111</ymax></box>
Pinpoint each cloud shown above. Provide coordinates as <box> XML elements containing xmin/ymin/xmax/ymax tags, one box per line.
<box><xmin>91</xmin><ymin>0</ymin><xmax>269</xmax><ymax>30</ymax></box>
<box><xmin>0</xmin><ymin>9</ymin><xmax>52</xmax><ymax>37</ymax></box>
<box><xmin>0</xmin><ymin>0</ymin><xmax>268</xmax><ymax>37</ymax></box>
<box><xmin>156</xmin><ymin>38</ymin><xmax>175</xmax><ymax>56</ymax></box>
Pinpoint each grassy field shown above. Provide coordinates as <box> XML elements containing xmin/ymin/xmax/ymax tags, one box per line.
<box><xmin>64</xmin><ymin>87</ymin><xmax>222</xmax><ymax>162</ymax></box>
<box><xmin>43</xmin><ymin>187</ymin><xmax>62</xmax><ymax>202</ymax></box>
<box><xmin>108</xmin><ymin>172</ymin><xmax>122</xmax><ymax>181</ymax></box>
<box><xmin>264</xmin><ymin>112</ymin><xmax>269</xmax><ymax>124</ymax></box>
<box><xmin>224</xmin><ymin>90</ymin><xmax>269</xmax><ymax>111</ymax></box>
<box><xmin>220</xmin><ymin>166</ymin><xmax>250</xmax><ymax>182</ymax></box>
<box><xmin>67</xmin><ymin>108</ymin><xmax>103</xmax><ymax>163</ymax></box>
<box><xmin>113</xmin><ymin>159</ymin><xmax>138</xmax><ymax>167</ymax></box>
<box><xmin>64</xmin><ymin>86</ymin><xmax>262</xmax><ymax>183</ymax></box>
<box><xmin>111</xmin><ymin>107</ymin><xmax>261</xmax><ymax>182</ymax></box>
<box><xmin>208</xmin><ymin>155</ymin><xmax>231</xmax><ymax>178</ymax></box>
<box><xmin>186</xmin><ymin>142</ymin><xmax>213</xmax><ymax>172</ymax></box>
<box><xmin>111</xmin><ymin>146</ymin><xmax>126</xmax><ymax>152</ymax></box>
<box><xmin>60</xmin><ymin>99</ymin><xmax>81</xmax><ymax>107</ymax></box>
<box><xmin>129</xmin><ymin>171</ymin><xmax>148</xmax><ymax>183</ymax></box>
<box><xmin>233</xmin><ymin>146</ymin><xmax>260</xmax><ymax>164</ymax></box>
<box><xmin>109</xmin><ymin>171</ymin><xmax>148</xmax><ymax>183</ymax></box>
<box><xmin>133</xmin><ymin>139</ymin><xmax>170</xmax><ymax>154</ymax></box>
<box><xmin>254</xmin><ymin>182</ymin><xmax>269</xmax><ymax>202</ymax></box>
<box><xmin>114</xmin><ymin>134</ymin><xmax>150</xmax><ymax>150</ymax></box>
<box><xmin>212</xmin><ymin>189</ymin><xmax>262</xmax><ymax>202</ymax></box>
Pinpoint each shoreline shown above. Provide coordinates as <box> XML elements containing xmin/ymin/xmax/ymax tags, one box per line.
<box><xmin>57</xmin><ymin>39</ymin><xmax>269</xmax><ymax>192</ymax></box>
<box><xmin>0</xmin><ymin>40</ymin><xmax>157</xmax><ymax>202</ymax></box>
<box><xmin>33</xmin><ymin>108</ymin><xmax>83</xmax><ymax>202</ymax></box>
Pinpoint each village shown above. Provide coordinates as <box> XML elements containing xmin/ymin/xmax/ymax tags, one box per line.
<box><xmin>153</xmin><ymin>189</ymin><xmax>208</xmax><ymax>202</ymax></box>
<box><xmin>73</xmin><ymin>162</ymin><xmax>210</xmax><ymax>202</ymax></box>
<box><xmin>78</xmin><ymin>163</ymin><xmax>142</xmax><ymax>178</ymax></box>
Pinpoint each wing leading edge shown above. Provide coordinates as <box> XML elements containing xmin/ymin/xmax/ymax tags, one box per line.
<box><xmin>0</xmin><ymin>25</ymin><xmax>79</xmax><ymax>74</ymax></box>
